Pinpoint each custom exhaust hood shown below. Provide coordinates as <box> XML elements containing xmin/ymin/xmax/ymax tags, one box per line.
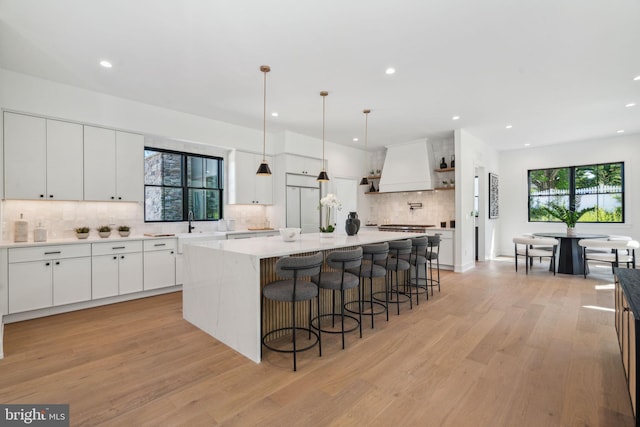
<box><xmin>378</xmin><ymin>140</ymin><xmax>433</xmax><ymax>193</ymax></box>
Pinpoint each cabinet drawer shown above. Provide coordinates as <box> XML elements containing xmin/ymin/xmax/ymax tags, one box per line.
<box><xmin>92</xmin><ymin>240</ymin><xmax>143</xmax><ymax>256</ymax></box>
<box><xmin>143</xmin><ymin>238</ymin><xmax>177</xmax><ymax>252</ymax></box>
<box><xmin>9</xmin><ymin>244</ymin><xmax>91</xmax><ymax>263</ymax></box>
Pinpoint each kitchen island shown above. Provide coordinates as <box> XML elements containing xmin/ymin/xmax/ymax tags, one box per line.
<box><xmin>182</xmin><ymin>230</ymin><xmax>424</xmax><ymax>362</ymax></box>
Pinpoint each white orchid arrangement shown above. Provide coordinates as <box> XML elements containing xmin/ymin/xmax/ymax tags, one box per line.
<box><xmin>319</xmin><ymin>193</ymin><xmax>342</xmax><ymax>233</ymax></box>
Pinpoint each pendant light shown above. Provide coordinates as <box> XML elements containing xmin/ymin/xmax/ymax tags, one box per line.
<box><xmin>359</xmin><ymin>109</ymin><xmax>371</xmax><ymax>186</ymax></box>
<box><xmin>317</xmin><ymin>91</ymin><xmax>330</xmax><ymax>182</ymax></box>
<box><xmin>256</xmin><ymin>65</ymin><xmax>272</xmax><ymax>176</ymax></box>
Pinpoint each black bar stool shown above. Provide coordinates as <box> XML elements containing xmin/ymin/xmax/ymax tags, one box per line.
<box><xmin>261</xmin><ymin>252</ymin><xmax>323</xmax><ymax>371</ymax></box>
<box><xmin>427</xmin><ymin>235</ymin><xmax>441</xmax><ymax>295</ymax></box>
<box><xmin>345</xmin><ymin>242</ymin><xmax>389</xmax><ymax>329</ymax></box>
<box><xmin>311</xmin><ymin>247</ymin><xmax>363</xmax><ymax>349</ymax></box>
<box><xmin>374</xmin><ymin>239</ymin><xmax>412</xmax><ymax>315</ymax></box>
<box><xmin>406</xmin><ymin>237</ymin><xmax>429</xmax><ymax>304</ymax></box>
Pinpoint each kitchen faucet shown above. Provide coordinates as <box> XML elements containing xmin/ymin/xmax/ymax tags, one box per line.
<box><xmin>188</xmin><ymin>210</ymin><xmax>195</xmax><ymax>233</ymax></box>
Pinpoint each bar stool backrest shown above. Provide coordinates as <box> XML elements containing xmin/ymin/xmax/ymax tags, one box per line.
<box><xmin>362</xmin><ymin>242</ymin><xmax>389</xmax><ymax>262</ymax></box>
<box><xmin>411</xmin><ymin>237</ymin><xmax>428</xmax><ymax>253</ymax></box>
<box><xmin>276</xmin><ymin>252</ymin><xmax>324</xmax><ymax>278</ymax></box>
<box><xmin>389</xmin><ymin>239</ymin><xmax>412</xmax><ymax>258</ymax></box>
<box><xmin>326</xmin><ymin>247</ymin><xmax>363</xmax><ymax>270</ymax></box>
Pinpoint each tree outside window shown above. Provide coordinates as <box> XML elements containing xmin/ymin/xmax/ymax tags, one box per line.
<box><xmin>528</xmin><ymin>162</ymin><xmax>623</xmax><ymax>223</ymax></box>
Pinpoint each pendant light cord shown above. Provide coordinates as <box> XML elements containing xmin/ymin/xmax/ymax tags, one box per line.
<box><xmin>262</xmin><ymin>68</ymin><xmax>267</xmax><ymax>162</ymax></box>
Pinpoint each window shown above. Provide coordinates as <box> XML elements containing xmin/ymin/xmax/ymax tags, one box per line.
<box><xmin>144</xmin><ymin>148</ymin><xmax>223</xmax><ymax>222</ymax></box>
<box><xmin>528</xmin><ymin>162</ymin><xmax>624</xmax><ymax>223</ymax></box>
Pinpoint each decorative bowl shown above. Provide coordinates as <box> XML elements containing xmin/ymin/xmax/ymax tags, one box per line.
<box><xmin>279</xmin><ymin>228</ymin><xmax>301</xmax><ymax>242</ymax></box>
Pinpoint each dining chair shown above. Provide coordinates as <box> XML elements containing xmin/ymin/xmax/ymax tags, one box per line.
<box><xmin>578</xmin><ymin>239</ymin><xmax>639</xmax><ymax>278</ymax></box>
<box><xmin>513</xmin><ymin>236</ymin><xmax>558</xmax><ymax>275</ymax></box>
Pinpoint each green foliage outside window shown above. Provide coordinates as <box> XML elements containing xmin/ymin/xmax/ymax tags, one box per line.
<box><xmin>528</xmin><ymin>162</ymin><xmax>624</xmax><ymax>224</ymax></box>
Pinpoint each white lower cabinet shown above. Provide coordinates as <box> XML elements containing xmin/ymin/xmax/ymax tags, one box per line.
<box><xmin>143</xmin><ymin>239</ymin><xmax>176</xmax><ymax>290</ymax></box>
<box><xmin>92</xmin><ymin>241</ymin><xmax>143</xmax><ymax>299</ymax></box>
<box><xmin>8</xmin><ymin>244</ymin><xmax>91</xmax><ymax>313</ymax></box>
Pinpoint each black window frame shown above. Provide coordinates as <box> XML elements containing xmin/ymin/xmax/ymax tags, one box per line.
<box><xmin>144</xmin><ymin>147</ymin><xmax>224</xmax><ymax>222</ymax></box>
<box><xmin>528</xmin><ymin>161</ymin><xmax>625</xmax><ymax>224</ymax></box>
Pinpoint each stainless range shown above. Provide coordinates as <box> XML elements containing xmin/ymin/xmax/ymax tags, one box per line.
<box><xmin>377</xmin><ymin>224</ymin><xmax>436</xmax><ymax>233</ymax></box>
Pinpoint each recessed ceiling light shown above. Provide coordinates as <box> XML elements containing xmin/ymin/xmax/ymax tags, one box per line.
<box><xmin>353</xmin><ymin>137</ymin><xmax>359</xmax><ymax>142</ymax></box>
<box><xmin>524</xmin><ymin>143</ymin><xmax>531</xmax><ymax>147</ymax></box>
<box><xmin>99</xmin><ymin>60</ymin><xmax>112</xmax><ymax>68</ymax></box>
<box><xmin>617</xmin><ymin>130</ymin><xmax>625</xmax><ymax>133</ymax></box>
<box><xmin>505</xmin><ymin>125</ymin><xmax>513</xmax><ymax>129</ymax></box>
<box><xmin>385</xmin><ymin>67</ymin><xmax>396</xmax><ymax>75</ymax></box>
<box><xmin>634</xmin><ymin>75</ymin><xmax>640</xmax><ymax>81</ymax></box>
<box><xmin>271</xmin><ymin>112</ymin><xmax>278</xmax><ymax>117</ymax></box>
<box><xmin>626</xmin><ymin>103</ymin><xmax>636</xmax><ymax>108</ymax></box>
<box><xmin>452</xmin><ymin>116</ymin><xmax>460</xmax><ymax>120</ymax></box>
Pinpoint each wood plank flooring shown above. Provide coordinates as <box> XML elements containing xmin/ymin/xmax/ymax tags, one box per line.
<box><xmin>0</xmin><ymin>259</ymin><xmax>635</xmax><ymax>426</ymax></box>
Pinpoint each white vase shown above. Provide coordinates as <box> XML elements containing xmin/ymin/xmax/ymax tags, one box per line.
<box><xmin>320</xmin><ymin>231</ymin><xmax>334</xmax><ymax>238</ymax></box>
<box><xmin>99</xmin><ymin>231</ymin><xmax>111</xmax><ymax>238</ymax></box>
<box><xmin>566</xmin><ymin>226</ymin><xmax>576</xmax><ymax>236</ymax></box>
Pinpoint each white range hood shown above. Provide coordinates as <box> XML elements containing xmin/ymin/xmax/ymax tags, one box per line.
<box><xmin>378</xmin><ymin>140</ymin><xmax>433</xmax><ymax>193</ymax></box>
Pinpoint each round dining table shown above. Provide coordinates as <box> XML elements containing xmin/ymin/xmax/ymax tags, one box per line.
<box><xmin>533</xmin><ymin>232</ymin><xmax>608</xmax><ymax>275</ymax></box>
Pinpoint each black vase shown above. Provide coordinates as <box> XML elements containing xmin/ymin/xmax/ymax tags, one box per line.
<box><xmin>440</xmin><ymin>157</ymin><xmax>448</xmax><ymax>169</ymax></box>
<box><xmin>345</xmin><ymin>212</ymin><xmax>361</xmax><ymax>235</ymax></box>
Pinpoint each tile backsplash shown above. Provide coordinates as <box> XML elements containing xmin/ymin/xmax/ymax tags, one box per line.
<box><xmin>363</xmin><ymin>190</ymin><xmax>455</xmax><ymax>227</ymax></box>
<box><xmin>1</xmin><ymin>200</ymin><xmax>273</xmax><ymax>242</ymax></box>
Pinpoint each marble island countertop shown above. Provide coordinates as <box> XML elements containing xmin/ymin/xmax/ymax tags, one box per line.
<box><xmin>185</xmin><ymin>230</ymin><xmax>427</xmax><ymax>259</ymax></box>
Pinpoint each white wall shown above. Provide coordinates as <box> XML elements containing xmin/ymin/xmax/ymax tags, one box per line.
<box><xmin>497</xmin><ymin>134</ymin><xmax>640</xmax><ymax>256</ymax></box>
<box><xmin>455</xmin><ymin>129</ymin><xmax>500</xmax><ymax>271</ymax></box>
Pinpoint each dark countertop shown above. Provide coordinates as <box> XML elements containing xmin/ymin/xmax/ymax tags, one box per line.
<box><xmin>616</xmin><ymin>268</ymin><xmax>640</xmax><ymax>320</ymax></box>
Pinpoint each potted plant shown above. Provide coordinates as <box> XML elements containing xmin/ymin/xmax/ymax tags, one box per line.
<box><xmin>75</xmin><ymin>226</ymin><xmax>90</xmax><ymax>239</ymax></box>
<box><xmin>118</xmin><ymin>225</ymin><xmax>131</xmax><ymax>237</ymax></box>
<box><xmin>318</xmin><ymin>193</ymin><xmax>342</xmax><ymax>237</ymax></box>
<box><xmin>97</xmin><ymin>225</ymin><xmax>112</xmax><ymax>238</ymax></box>
<box><xmin>541</xmin><ymin>203</ymin><xmax>594</xmax><ymax>236</ymax></box>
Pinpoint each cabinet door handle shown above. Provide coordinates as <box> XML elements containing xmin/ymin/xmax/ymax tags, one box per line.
<box><xmin>44</xmin><ymin>251</ymin><xmax>61</xmax><ymax>255</ymax></box>
<box><xmin>49</xmin><ymin>195</ymin><xmax>54</xmax><ymax>198</ymax></box>
<box><xmin>55</xmin><ymin>261</ymin><xmax>60</xmax><ymax>265</ymax></box>
<box><xmin>45</xmin><ymin>262</ymin><xmax>50</xmax><ymax>266</ymax></box>
<box><xmin>111</xmin><ymin>196</ymin><xmax>115</xmax><ymax>200</ymax></box>
<box><xmin>118</xmin><ymin>196</ymin><xmax>122</xmax><ymax>200</ymax></box>
<box><xmin>112</xmin><ymin>246</ymin><xmax>126</xmax><ymax>250</ymax></box>
<box><xmin>154</xmin><ymin>243</ymin><xmax>166</xmax><ymax>247</ymax></box>
<box><xmin>121</xmin><ymin>256</ymin><xmax>125</xmax><ymax>259</ymax></box>
<box><xmin>170</xmin><ymin>251</ymin><xmax>174</xmax><ymax>254</ymax></box>
<box><xmin>113</xmin><ymin>256</ymin><xmax>117</xmax><ymax>260</ymax></box>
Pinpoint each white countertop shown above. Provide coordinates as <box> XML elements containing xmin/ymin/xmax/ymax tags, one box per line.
<box><xmin>186</xmin><ymin>230</ymin><xmax>426</xmax><ymax>259</ymax></box>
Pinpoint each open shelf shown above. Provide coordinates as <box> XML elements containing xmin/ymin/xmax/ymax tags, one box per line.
<box><xmin>434</xmin><ymin>186</ymin><xmax>455</xmax><ymax>191</ymax></box>
<box><xmin>435</xmin><ymin>168</ymin><xmax>455</xmax><ymax>172</ymax></box>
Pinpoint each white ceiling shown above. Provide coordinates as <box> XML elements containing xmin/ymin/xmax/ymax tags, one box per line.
<box><xmin>1</xmin><ymin>0</ymin><xmax>639</xmax><ymax>151</ymax></box>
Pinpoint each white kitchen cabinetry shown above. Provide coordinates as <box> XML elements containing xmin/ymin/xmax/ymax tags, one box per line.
<box><xmin>8</xmin><ymin>244</ymin><xmax>91</xmax><ymax>313</ymax></box>
<box><xmin>143</xmin><ymin>239</ymin><xmax>176</xmax><ymax>290</ymax></box>
<box><xmin>92</xmin><ymin>241</ymin><xmax>143</xmax><ymax>299</ymax></box>
<box><xmin>4</xmin><ymin>112</ymin><xmax>83</xmax><ymax>200</ymax></box>
<box><xmin>284</xmin><ymin>154</ymin><xmax>323</xmax><ymax>176</ymax></box>
<box><xmin>84</xmin><ymin>126</ymin><xmax>144</xmax><ymax>202</ymax></box>
<box><xmin>228</xmin><ymin>151</ymin><xmax>273</xmax><ymax>205</ymax></box>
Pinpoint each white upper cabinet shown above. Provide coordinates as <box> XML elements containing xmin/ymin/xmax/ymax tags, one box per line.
<box><xmin>4</xmin><ymin>112</ymin><xmax>46</xmax><ymax>200</ymax></box>
<box><xmin>115</xmin><ymin>131</ymin><xmax>144</xmax><ymax>202</ymax></box>
<box><xmin>228</xmin><ymin>151</ymin><xmax>273</xmax><ymax>205</ymax></box>
<box><xmin>84</xmin><ymin>126</ymin><xmax>116</xmax><ymax>201</ymax></box>
<box><xmin>4</xmin><ymin>112</ymin><xmax>84</xmax><ymax>200</ymax></box>
<box><xmin>46</xmin><ymin>119</ymin><xmax>84</xmax><ymax>200</ymax></box>
<box><xmin>284</xmin><ymin>154</ymin><xmax>323</xmax><ymax>176</ymax></box>
<box><xmin>84</xmin><ymin>126</ymin><xmax>143</xmax><ymax>202</ymax></box>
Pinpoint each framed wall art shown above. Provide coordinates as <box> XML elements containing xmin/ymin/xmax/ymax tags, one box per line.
<box><xmin>489</xmin><ymin>172</ymin><xmax>499</xmax><ymax>219</ymax></box>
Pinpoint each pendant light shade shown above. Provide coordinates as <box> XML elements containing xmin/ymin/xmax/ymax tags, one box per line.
<box><xmin>360</xmin><ymin>109</ymin><xmax>371</xmax><ymax>185</ymax></box>
<box><xmin>317</xmin><ymin>91</ymin><xmax>330</xmax><ymax>182</ymax></box>
<box><xmin>256</xmin><ymin>65</ymin><xmax>272</xmax><ymax>176</ymax></box>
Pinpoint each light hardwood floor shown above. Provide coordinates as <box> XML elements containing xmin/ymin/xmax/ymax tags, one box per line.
<box><xmin>0</xmin><ymin>259</ymin><xmax>635</xmax><ymax>426</ymax></box>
